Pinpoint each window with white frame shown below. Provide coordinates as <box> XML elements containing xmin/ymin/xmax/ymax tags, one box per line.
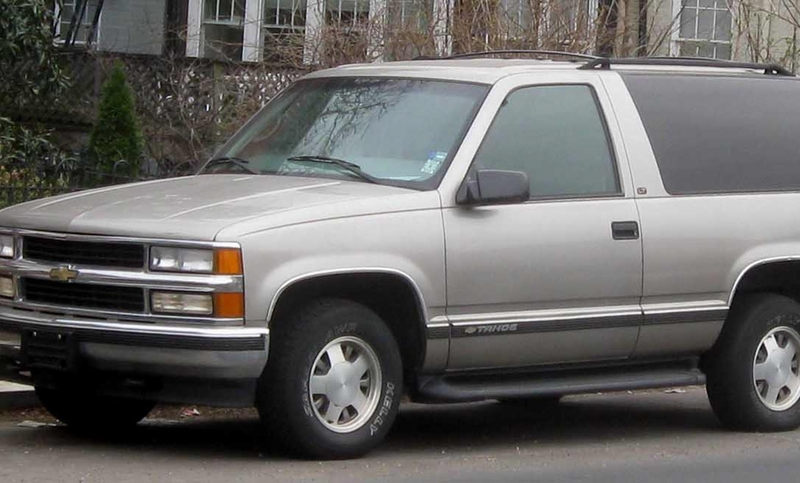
<box><xmin>205</xmin><ymin>0</ymin><xmax>246</xmax><ymax>24</ymax></box>
<box><xmin>264</xmin><ymin>0</ymin><xmax>307</xmax><ymax>30</ymax></box>
<box><xmin>676</xmin><ymin>0</ymin><xmax>733</xmax><ymax>59</ymax></box>
<box><xmin>263</xmin><ymin>0</ymin><xmax>307</xmax><ymax>63</ymax></box>
<box><xmin>504</xmin><ymin>0</ymin><xmax>534</xmax><ymax>28</ymax></box>
<box><xmin>188</xmin><ymin>0</ymin><xmax>451</xmax><ymax>63</ymax></box>
<box><xmin>318</xmin><ymin>0</ymin><xmax>372</xmax><ymax>62</ymax></box>
<box><xmin>546</xmin><ymin>0</ymin><xmax>597</xmax><ymax>37</ymax></box>
<box><xmin>203</xmin><ymin>0</ymin><xmax>245</xmax><ymax>60</ymax></box>
<box><xmin>388</xmin><ymin>0</ymin><xmax>433</xmax><ymax>30</ymax></box>
<box><xmin>384</xmin><ymin>0</ymin><xmax>435</xmax><ymax>60</ymax></box>
<box><xmin>56</xmin><ymin>0</ymin><xmax>102</xmax><ymax>45</ymax></box>
<box><xmin>466</xmin><ymin>0</ymin><xmax>598</xmax><ymax>49</ymax></box>
<box><xmin>326</xmin><ymin>0</ymin><xmax>370</xmax><ymax>27</ymax></box>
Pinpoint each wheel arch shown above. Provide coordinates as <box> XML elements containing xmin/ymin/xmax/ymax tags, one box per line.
<box><xmin>267</xmin><ymin>269</ymin><xmax>430</xmax><ymax>377</ymax></box>
<box><xmin>728</xmin><ymin>257</ymin><xmax>800</xmax><ymax>308</ymax></box>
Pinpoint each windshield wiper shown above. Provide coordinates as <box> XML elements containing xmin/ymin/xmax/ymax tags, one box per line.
<box><xmin>286</xmin><ymin>155</ymin><xmax>380</xmax><ymax>184</ymax></box>
<box><xmin>201</xmin><ymin>156</ymin><xmax>261</xmax><ymax>175</ymax></box>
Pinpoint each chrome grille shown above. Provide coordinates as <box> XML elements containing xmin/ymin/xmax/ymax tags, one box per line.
<box><xmin>23</xmin><ymin>236</ymin><xmax>145</xmax><ymax>268</ymax></box>
<box><xmin>22</xmin><ymin>278</ymin><xmax>145</xmax><ymax>313</ymax></box>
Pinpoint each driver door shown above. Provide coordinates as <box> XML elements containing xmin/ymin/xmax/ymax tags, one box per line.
<box><xmin>443</xmin><ymin>76</ymin><xmax>643</xmax><ymax>370</ymax></box>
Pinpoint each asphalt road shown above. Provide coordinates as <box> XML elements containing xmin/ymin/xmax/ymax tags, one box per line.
<box><xmin>1</xmin><ymin>386</ymin><xmax>799</xmax><ymax>482</ymax></box>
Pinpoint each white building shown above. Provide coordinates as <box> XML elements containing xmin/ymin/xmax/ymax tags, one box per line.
<box><xmin>53</xmin><ymin>0</ymin><xmax>799</xmax><ymax>70</ymax></box>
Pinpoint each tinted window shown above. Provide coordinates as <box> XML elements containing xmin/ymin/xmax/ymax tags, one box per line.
<box><xmin>622</xmin><ymin>73</ymin><xmax>800</xmax><ymax>195</ymax></box>
<box><xmin>472</xmin><ymin>85</ymin><xmax>619</xmax><ymax>198</ymax></box>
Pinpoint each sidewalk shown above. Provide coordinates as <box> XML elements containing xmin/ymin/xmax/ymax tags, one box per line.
<box><xmin>0</xmin><ymin>382</ymin><xmax>39</xmax><ymax>409</ymax></box>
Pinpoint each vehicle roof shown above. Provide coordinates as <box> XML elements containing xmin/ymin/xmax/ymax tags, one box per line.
<box><xmin>302</xmin><ymin>58</ymin><xmax>798</xmax><ymax>84</ymax></box>
<box><xmin>303</xmin><ymin>59</ymin><xmax>584</xmax><ymax>84</ymax></box>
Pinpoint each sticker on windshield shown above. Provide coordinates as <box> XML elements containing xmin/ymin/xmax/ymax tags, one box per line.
<box><xmin>421</xmin><ymin>151</ymin><xmax>447</xmax><ymax>175</ymax></box>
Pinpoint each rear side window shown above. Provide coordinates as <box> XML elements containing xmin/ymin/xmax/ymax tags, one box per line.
<box><xmin>473</xmin><ymin>85</ymin><xmax>620</xmax><ymax>199</ymax></box>
<box><xmin>622</xmin><ymin>73</ymin><xmax>800</xmax><ymax>195</ymax></box>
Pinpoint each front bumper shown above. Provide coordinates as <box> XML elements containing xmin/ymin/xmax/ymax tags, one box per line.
<box><xmin>0</xmin><ymin>305</ymin><xmax>269</xmax><ymax>382</ymax></box>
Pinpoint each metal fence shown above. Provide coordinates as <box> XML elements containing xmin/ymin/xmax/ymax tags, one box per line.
<box><xmin>0</xmin><ymin>177</ymin><xmax>142</xmax><ymax>209</ymax></box>
<box><xmin>0</xmin><ymin>156</ymin><xmax>152</xmax><ymax>209</ymax></box>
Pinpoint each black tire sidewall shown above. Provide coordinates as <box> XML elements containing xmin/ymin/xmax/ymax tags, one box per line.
<box><xmin>266</xmin><ymin>300</ymin><xmax>403</xmax><ymax>459</ymax></box>
<box><xmin>707</xmin><ymin>294</ymin><xmax>800</xmax><ymax>430</ymax></box>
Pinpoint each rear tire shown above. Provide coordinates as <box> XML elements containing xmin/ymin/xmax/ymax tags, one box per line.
<box><xmin>705</xmin><ymin>293</ymin><xmax>800</xmax><ymax>431</ymax></box>
<box><xmin>257</xmin><ymin>298</ymin><xmax>403</xmax><ymax>459</ymax></box>
<box><xmin>35</xmin><ymin>386</ymin><xmax>155</xmax><ymax>431</ymax></box>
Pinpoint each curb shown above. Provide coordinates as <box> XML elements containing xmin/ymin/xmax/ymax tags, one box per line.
<box><xmin>0</xmin><ymin>384</ymin><xmax>40</xmax><ymax>410</ymax></box>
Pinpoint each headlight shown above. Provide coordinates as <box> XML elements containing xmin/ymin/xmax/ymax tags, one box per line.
<box><xmin>149</xmin><ymin>246</ymin><xmax>242</xmax><ymax>274</ymax></box>
<box><xmin>150</xmin><ymin>247</ymin><xmax>214</xmax><ymax>273</ymax></box>
<box><xmin>0</xmin><ymin>275</ymin><xmax>14</xmax><ymax>298</ymax></box>
<box><xmin>151</xmin><ymin>292</ymin><xmax>213</xmax><ymax>315</ymax></box>
<box><xmin>0</xmin><ymin>235</ymin><xmax>14</xmax><ymax>259</ymax></box>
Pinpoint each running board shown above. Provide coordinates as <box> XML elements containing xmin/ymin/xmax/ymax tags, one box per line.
<box><xmin>414</xmin><ymin>359</ymin><xmax>706</xmax><ymax>403</ymax></box>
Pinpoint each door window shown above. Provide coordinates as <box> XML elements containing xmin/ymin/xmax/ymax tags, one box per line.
<box><xmin>472</xmin><ymin>84</ymin><xmax>620</xmax><ymax>199</ymax></box>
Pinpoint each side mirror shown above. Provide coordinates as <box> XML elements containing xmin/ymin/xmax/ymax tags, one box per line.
<box><xmin>456</xmin><ymin>169</ymin><xmax>530</xmax><ymax>206</ymax></box>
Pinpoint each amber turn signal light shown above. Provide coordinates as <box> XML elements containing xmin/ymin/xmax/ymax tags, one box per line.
<box><xmin>214</xmin><ymin>248</ymin><xmax>243</xmax><ymax>275</ymax></box>
<box><xmin>214</xmin><ymin>292</ymin><xmax>244</xmax><ymax>318</ymax></box>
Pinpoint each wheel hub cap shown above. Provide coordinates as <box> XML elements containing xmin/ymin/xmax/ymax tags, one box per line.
<box><xmin>326</xmin><ymin>362</ymin><xmax>361</xmax><ymax>407</ymax></box>
<box><xmin>753</xmin><ymin>326</ymin><xmax>800</xmax><ymax>411</ymax></box>
<box><xmin>309</xmin><ymin>336</ymin><xmax>382</xmax><ymax>433</ymax></box>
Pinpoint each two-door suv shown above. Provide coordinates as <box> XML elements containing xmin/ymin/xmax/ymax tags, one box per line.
<box><xmin>2</xmin><ymin>52</ymin><xmax>800</xmax><ymax>459</ymax></box>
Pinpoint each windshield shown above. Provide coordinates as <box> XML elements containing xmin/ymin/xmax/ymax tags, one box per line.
<box><xmin>204</xmin><ymin>77</ymin><xmax>489</xmax><ymax>189</ymax></box>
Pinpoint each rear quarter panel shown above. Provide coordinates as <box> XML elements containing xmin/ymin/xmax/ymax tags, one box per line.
<box><xmin>603</xmin><ymin>72</ymin><xmax>800</xmax><ymax>357</ymax></box>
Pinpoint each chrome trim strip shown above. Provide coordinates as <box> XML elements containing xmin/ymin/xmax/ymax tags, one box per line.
<box><xmin>444</xmin><ymin>308</ymin><xmax>728</xmax><ymax>338</ymax></box>
<box><xmin>3</xmin><ymin>228</ymin><xmax>240</xmax><ymax>249</ymax></box>
<box><xmin>450</xmin><ymin>310</ymin><xmax>643</xmax><ymax>327</ymax></box>
<box><xmin>643</xmin><ymin>305</ymin><xmax>729</xmax><ymax>315</ymax></box>
<box><xmin>643</xmin><ymin>307</ymin><xmax>729</xmax><ymax>326</ymax></box>
<box><xmin>426</xmin><ymin>322</ymin><xmax>450</xmax><ymax>340</ymax></box>
<box><xmin>5</xmin><ymin>259</ymin><xmax>243</xmax><ymax>292</ymax></box>
<box><xmin>451</xmin><ymin>313</ymin><xmax>643</xmax><ymax>337</ymax></box>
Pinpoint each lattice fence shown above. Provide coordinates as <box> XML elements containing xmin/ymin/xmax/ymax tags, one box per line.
<box><xmin>0</xmin><ymin>52</ymin><xmax>309</xmax><ymax>207</ymax></box>
<box><xmin>83</xmin><ymin>54</ymin><xmax>309</xmax><ymax>173</ymax></box>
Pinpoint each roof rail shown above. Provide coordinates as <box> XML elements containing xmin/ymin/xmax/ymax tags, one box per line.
<box><xmin>579</xmin><ymin>56</ymin><xmax>793</xmax><ymax>76</ymax></box>
<box><xmin>416</xmin><ymin>50</ymin><xmax>601</xmax><ymax>62</ymax></box>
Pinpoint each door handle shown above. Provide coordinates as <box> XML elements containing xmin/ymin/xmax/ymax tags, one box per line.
<box><xmin>611</xmin><ymin>221</ymin><xmax>639</xmax><ymax>240</ymax></box>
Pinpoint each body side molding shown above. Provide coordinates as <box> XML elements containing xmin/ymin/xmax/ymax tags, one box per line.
<box><xmin>444</xmin><ymin>308</ymin><xmax>728</xmax><ymax>338</ymax></box>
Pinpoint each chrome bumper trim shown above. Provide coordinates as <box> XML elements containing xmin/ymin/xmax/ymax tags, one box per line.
<box><xmin>0</xmin><ymin>307</ymin><xmax>267</xmax><ymax>351</ymax></box>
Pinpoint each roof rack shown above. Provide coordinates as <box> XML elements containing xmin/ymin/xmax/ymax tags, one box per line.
<box><xmin>579</xmin><ymin>56</ymin><xmax>793</xmax><ymax>76</ymax></box>
<box><xmin>416</xmin><ymin>50</ymin><xmax>601</xmax><ymax>61</ymax></box>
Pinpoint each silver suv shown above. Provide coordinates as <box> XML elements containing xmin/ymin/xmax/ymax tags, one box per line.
<box><xmin>2</xmin><ymin>53</ymin><xmax>800</xmax><ymax>459</ymax></box>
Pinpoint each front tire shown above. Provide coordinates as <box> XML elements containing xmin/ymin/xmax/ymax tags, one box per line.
<box><xmin>35</xmin><ymin>386</ymin><xmax>155</xmax><ymax>431</ymax></box>
<box><xmin>705</xmin><ymin>293</ymin><xmax>800</xmax><ymax>431</ymax></box>
<box><xmin>258</xmin><ymin>299</ymin><xmax>403</xmax><ymax>459</ymax></box>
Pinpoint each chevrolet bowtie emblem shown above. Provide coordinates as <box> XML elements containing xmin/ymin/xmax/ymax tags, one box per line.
<box><xmin>49</xmin><ymin>266</ymin><xmax>79</xmax><ymax>282</ymax></box>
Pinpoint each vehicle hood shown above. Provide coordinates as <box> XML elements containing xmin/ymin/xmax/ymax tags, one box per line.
<box><xmin>0</xmin><ymin>175</ymin><xmax>418</xmax><ymax>240</ymax></box>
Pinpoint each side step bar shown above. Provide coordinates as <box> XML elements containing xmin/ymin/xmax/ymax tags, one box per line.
<box><xmin>414</xmin><ymin>359</ymin><xmax>705</xmax><ymax>403</ymax></box>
